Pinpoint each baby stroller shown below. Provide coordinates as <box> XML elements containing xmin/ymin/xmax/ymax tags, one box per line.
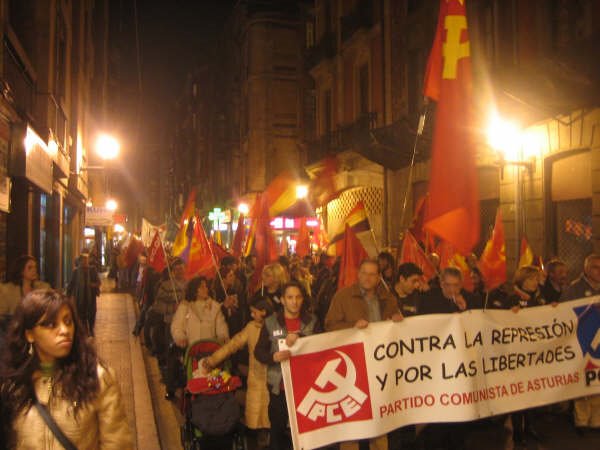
<box><xmin>180</xmin><ymin>340</ymin><xmax>247</xmax><ymax>450</ymax></box>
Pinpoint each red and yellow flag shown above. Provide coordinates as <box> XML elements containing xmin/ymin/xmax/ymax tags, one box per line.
<box><xmin>518</xmin><ymin>237</ymin><xmax>534</xmax><ymax>268</ymax></box>
<box><xmin>423</xmin><ymin>0</ymin><xmax>480</xmax><ymax>254</ymax></box>
<box><xmin>172</xmin><ymin>189</ymin><xmax>197</xmax><ymax>259</ymax></box>
<box><xmin>479</xmin><ymin>209</ymin><xmax>506</xmax><ymax>290</ymax></box>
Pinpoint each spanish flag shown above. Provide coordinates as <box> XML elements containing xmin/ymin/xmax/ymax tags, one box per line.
<box><xmin>518</xmin><ymin>237</ymin><xmax>534</xmax><ymax>268</ymax></box>
<box><xmin>423</xmin><ymin>0</ymin><xmax>480</xmax><ymax>254</ymax></box>
<box><xmin>264</xmin><ymin>171</ymin><xmax>310</xmax><ymax>217</ymax></box>
<box><xmin>172</xmin><ymin>189</ymin><xmax>197</xmax><ymax>260</ymax></box>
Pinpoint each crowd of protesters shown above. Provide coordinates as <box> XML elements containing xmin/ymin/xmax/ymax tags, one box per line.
<box><xmin>127</xmin><ymin>242</ymin><xmax>600</xmax><ymax>450</ymax></box>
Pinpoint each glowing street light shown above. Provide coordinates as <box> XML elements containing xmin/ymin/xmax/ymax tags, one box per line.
<box><xmin>238</xmin><ymin>203</ymin><xmax>249</xmax><ymax>215</ymax></box>
<box><xmin>296</xmin><ymin>184</ymin><xmax>308</xmax><ymax>199</ymax></box>
<box><xmin>486</xmin><ymin>111</ymin><xmax>522</xmax><ymax>161</ymax></box>
<box><xmin>96</xmin><ymin>134</ymin><xmax>120</xmax><ymax>160</ymax></box>
<box><xmin>106</xmin><ymin>199</ymin><xmax>118</xmax><ymax>211</ymax></box>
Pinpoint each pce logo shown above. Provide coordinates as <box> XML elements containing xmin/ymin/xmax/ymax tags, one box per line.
<box><xmin>290</xmin><ymin>343</ymin><xmax>372</xmax><ymax>433</ymax></box>
<box><xmin>573</xmin><ymin>303</ymin><xmax>600</xmax><ymax>387</ymax></box>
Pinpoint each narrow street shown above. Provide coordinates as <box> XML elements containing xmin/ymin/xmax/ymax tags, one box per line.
<box><xmin>95</xmin><ymin>277</ymin><xmax>163</xmax><ymax>450</ymax></box>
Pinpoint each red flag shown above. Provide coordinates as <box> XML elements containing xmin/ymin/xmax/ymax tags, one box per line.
<box><xmin>338</xmin><ymin>224</ymin><xmax>369</xmax><ymax>290</ymax></box>
<box><xmin>399</xmin><ymin>231</ymin><xmax>437</xmax><ymax>280</ymax></box>
<box><xmin>231</xmin><ymin>214</ymin><xmax>245</xmax><ymax>257</ymax></box>
<box><xmin>124</xmin><ymin>236</ymin><xmax>144</xmax><ymax>267</ymax></box>
<box><xmin>296</xmin><ymin>218</ymin><xmax>311</xmax><ymax>258</ymax></box>
<box><xmin>186</xmin><ymin>217</ymin><xmax>216</xmax><ymax>279</ymax></box>
<box><xmin>147</xmin><ymin>230</ymin><xmax>166</xmax><ymax>272</ymax></box>
<box><xmin>210</xmin><ymin>239</ymin><xmax>230</xmax><ymax>263</ymax></box>
<box><xmin>249</xmin><ymin>196</ymin><xmax>278</xmax><ymax>292</ymax></box>
<box><xmin>479</xmin><ymin>209</ymin><xmax>506</xmax><ymax>290</ymax></box>
<box><xmin>423</xmin><ymin>0</ymin><xmax>479</xmax><ymax>254</ymax></box>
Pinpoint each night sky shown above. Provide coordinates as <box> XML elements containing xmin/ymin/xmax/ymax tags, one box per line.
<box><xmin>110</xmin><ymin>0</ymin><xmax>233</xmax><ymax>219</ymax></box>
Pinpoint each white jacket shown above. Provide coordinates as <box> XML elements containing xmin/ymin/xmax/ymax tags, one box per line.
<box><xmin>170</xmin><ymin>298</ymin><xmax>229</xmax><ymax>346</ymax></box>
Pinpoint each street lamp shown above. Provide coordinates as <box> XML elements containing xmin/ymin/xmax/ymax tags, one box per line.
<box><xmin>238</xmin><ymin>203</ymin><xmax>249</xmax><ymax>215</ymax></box>
<box><xmin>486</xmin><ymin>112</ymin><xmax>535</xmax><ymax>174</ymax></box>
<box><xmin>96</xmin><ymin>134</ymin><xmax>120</xmax><ymax>160</ymax></box>
<box><xmin>296</xmin><ymin>184</ymin><xmax>308</xmax><ymax>199</ymax></box>
<box><xmin>106</xmin><ymin>199</ymin><xmax>118</xmax><ymax>211</ymax></box>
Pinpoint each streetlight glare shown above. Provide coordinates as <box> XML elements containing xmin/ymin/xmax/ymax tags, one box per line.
<box><xmin>238</xmin><ymin>203</ymin><xmax>249</xmax><ymax>215</ymax></box>
<box><xmin>106</xmin><ymin>199</ymin><xmax>118</xmax><ymax>211</ymax></box>
<box><xmin>296</xmin><ymin>184</ymin><xmax>308</xmax><ymax>199</ymax></box>
<box><xmin>486</xmin><ymin>112</ymin><xmax>522</xmax><ymax>161</ymax></box>
<box><xmin>96</xmin><ymin>134</ymin><xmax>120</xmax><ymax>160</ymax></box>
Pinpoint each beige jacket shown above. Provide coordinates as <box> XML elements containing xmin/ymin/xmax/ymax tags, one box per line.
<box><xmin>13</xmin><ymin>364</ymin><xmax>133</xmax><ymax>450</ymax></box>
<box><xmin>0</xmin><ymin>281</ymin><xmax>51</xmax><ymax>317</ymax></box>
<box><xmin>325</xmin><ymin>283</ymin><xmax>399</xmax><ymax>331</ymax></box>
<box><xmin>205</xmin><ymin>320</ymin><xmax>269</xmax><ymax>429</ymax></box>
<box><xmin>170</xmin><ymin>298</ymin><xmax>229</xmax><ymax>346</ymax></box>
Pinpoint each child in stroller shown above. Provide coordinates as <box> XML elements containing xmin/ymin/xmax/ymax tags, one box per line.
<box><xmin>180</xmin><ymin>340</ymin><xmax>245</xmax><ymax>450</ymax></box>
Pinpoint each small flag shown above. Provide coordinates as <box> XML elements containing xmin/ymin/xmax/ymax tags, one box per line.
<box><xmin>479</xmin><ymin>209</ymin><xmax>506</xmax><ymax>290</ymax></box>
<box><xmin>518</xmin><ymin>237</ymin><xmax>534</xmax><ymax>268</ymax></box>
<box><xmin>338</xmin><ymin>224</ymin><xmax>369</xmax><ymax>290</ymax></box>
<box><xmin>147</xmin><ymin>231</ymin><xmax>167</xmax><ymax>272</ymax></box>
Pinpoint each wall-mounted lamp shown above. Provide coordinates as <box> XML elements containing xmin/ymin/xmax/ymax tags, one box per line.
<box><xmin>486</xmin><ymin>111</ymin><xmax>536</xmax><ymax>176</ymax></box>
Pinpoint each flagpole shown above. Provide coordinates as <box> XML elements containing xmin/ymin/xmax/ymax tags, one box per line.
<box><xmin>361</xmin><ymin>207</ymin><xmax>392</xmax><ymax>292</ymax></box>
<box><xmin>200</xmin><ymin>217</ymin><xmax>228</xmax><ymax>296</ymax></box>
<box><xmin>400</xmin><ymin>100</ymin><xmax>429</xmax><ymax>233</ymax></box>
<box><xmin>158</xmin><ymin>232</ymin><xmax>179</xmax><ymax>304</ymax></box>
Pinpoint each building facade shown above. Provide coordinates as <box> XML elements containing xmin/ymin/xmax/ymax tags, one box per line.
<box><xmin>0</xmin><ymin>0</ymin><xmax>110</xmax><ymax>287</ymax></box>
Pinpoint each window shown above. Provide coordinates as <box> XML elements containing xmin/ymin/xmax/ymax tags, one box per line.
<box><xmin>549</xmin><ymin>151</ymin><xmax>592</xmax><ymax>275</ymax></box>
<box><xmin>358</xmin><ymin>64</ymin><xmax>369</xmax><ymax>116</ymax></box>
<box><xmin>56</xmin><ymin>12</ymin><xmax>67</xmax><ymax>100</ymax></box>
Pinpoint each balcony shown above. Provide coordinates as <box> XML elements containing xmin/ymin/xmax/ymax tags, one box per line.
<box><xmin>307</xmin><ymin>112</ymin><xmax>431</xmax><ymax>170</ymax></box>
<box><xmin>340</xmin><ymin>0</ymin><xmax>374</xmax><ymax>43</ymax></box>
<box><xmin>305</xmin><ymin>32</ymin><xmax>336</xmax><ymax>69</ymax></box>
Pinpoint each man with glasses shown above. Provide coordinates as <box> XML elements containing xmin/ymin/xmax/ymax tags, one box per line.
<box><xmin>325</xmin><ymin>258</ymin><xmax>403</xmax><ymax>450</ymax></box>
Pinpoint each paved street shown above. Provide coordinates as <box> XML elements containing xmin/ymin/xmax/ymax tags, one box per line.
<box><xmin>95</xmin><ymin>278</ymin><xmax>161</xmax><ymax>450</ymax></box>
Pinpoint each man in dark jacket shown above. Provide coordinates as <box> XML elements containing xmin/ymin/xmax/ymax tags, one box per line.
<box><xmin>67</xmin><ymin>252</ymin><xmax>100</xmax><ymax>335</ymax></box>
<box><xmin>418</xmin><ymin>267</ymin><xmax>477</xmax><ymax>315</ymax></box>
<box><xmin>541</xmin><ymin>258</ymin><xmax>569</xmax><ymax>303</ymax></box>
<box><xmin>255</xmin><ymin>281</ymin><xmax>318</xmax><ymax>450</ymax></box>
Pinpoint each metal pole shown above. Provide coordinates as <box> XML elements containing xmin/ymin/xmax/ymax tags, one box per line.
<box><xmin>399</xmin><ymin>101</ymin><xmax>429</xmax><ymax>231</ymax></box>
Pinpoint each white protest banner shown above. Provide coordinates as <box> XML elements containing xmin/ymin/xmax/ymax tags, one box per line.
<box><xmin>281</xmin><ymin>297</ymin><xmax>600</xmax><ymax>450</ymax></box>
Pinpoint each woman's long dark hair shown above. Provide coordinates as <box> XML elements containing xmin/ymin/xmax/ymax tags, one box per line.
<box><xmin>7</xmin><ymin>255</ymin><xmax>36</xmax><ymax>286</ymax></box>
<box><xmin>0</xmin><ymin>289</ymin><xmax>100</xmax><ymax>444</ymax></box>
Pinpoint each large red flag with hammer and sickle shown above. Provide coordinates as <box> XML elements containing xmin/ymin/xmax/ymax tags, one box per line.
<box><xmin>423</xmin><ymin>0</ymin><xmax>480</xmax><ymax>254</ymax></box>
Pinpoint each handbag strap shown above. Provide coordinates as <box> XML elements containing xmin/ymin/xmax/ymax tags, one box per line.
<box><xmin>34</xmin><ymin>399</ymin><xmax>78</xmax><ymax>450</ymax></box>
